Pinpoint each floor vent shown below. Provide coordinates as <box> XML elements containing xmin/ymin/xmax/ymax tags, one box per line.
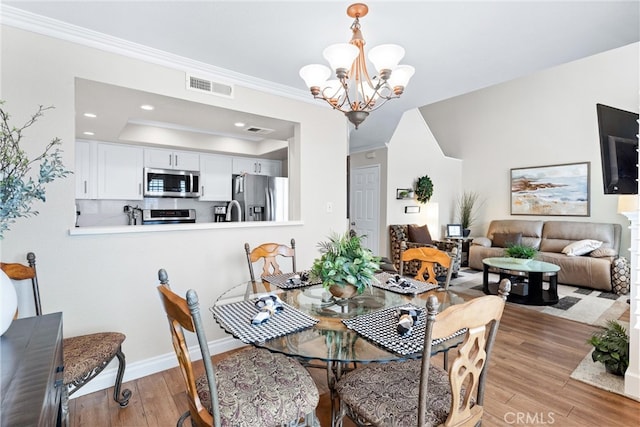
<box><xmin>186</xmin><ymin>74</ymin><xmax>233</xmax><ymax>98</ymax></box>
<box><xmin>246</xmin><ymin>126</ymin><xmax>274</xmax><ymax>135</ymax></box>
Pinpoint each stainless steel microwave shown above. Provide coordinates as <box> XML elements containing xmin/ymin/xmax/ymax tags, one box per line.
<box><xmin>143</xmin><ymin>168</ymin><xmax>200</xmax><ymax>198</ymax></box>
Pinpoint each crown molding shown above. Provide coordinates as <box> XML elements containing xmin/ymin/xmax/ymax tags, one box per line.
<box><xmin>0</xmin><ymin>5</ymin><xmax>311</xmax><ymax>103</ymax></box>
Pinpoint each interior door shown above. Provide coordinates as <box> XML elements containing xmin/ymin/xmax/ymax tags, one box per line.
<box><xmin>350</xmin><ymin>165</ymin><xmax>380</xmax><ymax>254</ymax></box>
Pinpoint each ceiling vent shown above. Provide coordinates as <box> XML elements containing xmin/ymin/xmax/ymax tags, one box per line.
<box><xmin>245</xmin><ymin>126</ymin><xmax>274</xmax><ymax>135</ymax></box>
<box><xmin>186</xmin><ymin>74</ymin><xmax>233</xmax><ymax>98</ymax></box>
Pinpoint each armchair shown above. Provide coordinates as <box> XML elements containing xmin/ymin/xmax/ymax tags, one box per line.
<box><xmin>389</xmin><ymin>224</ymin><xmax>462</xmax><ymax>279</ymax></box>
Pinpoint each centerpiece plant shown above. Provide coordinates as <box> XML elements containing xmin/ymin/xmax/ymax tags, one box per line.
<box><xmin>310</xmin><ymin>231</ymin><xmax>380</xmax><ymax>298</ymax></box>
<box><xmin>504</xmin><ymin>244</ymin><xmax>538</xmax><ymax>259</ymax></box>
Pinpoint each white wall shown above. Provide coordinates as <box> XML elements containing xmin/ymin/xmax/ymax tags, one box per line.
<box><xmin>386</xmin><ymin>109</ymin><xmax>464</xmax><ymax>246</ymax></box>
<box><xmin>420</xmin><ymin>42</ymin><xmax>640</xmax><ymax>257</ymax></box>
<box><xmin>0</xmin><ymin>25</ymin><xmax>348</xmax><ymax>369</ymax></box>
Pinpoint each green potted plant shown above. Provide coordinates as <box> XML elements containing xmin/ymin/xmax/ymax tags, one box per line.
<box><xmin>414</xmin><ymin>174</ymin><xmax>434</xmax><ymax>204</ymax></box>
<box><xmin>587</xmin><ymin>320</ymin><xmax>629</xmax><ymax>376</ymax></box>
<box><xmin>504</xmin><ymin>244</ymin><xmax>538</xmax><ymax>264</ymax></box>
<box><xmin>456</xmin><ymin>191</ymin><xmax>480</xmax><ymax>237</ymax></box>
<box><xmin>310</xmin><ymin>231</ymin><xmax>380</xmax><ymax>298</ymax></box>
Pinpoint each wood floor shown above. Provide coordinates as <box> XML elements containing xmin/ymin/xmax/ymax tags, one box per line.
<box><xmin>69</xmin><ymin>301</ymin><xmax>639</xmax><ymax>427</ymax></box>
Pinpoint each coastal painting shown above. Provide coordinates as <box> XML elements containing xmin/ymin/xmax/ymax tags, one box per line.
<box><xmin>511</xmin><ymin>162</ymin><xmax>590</xmax><ymax>216</ymax></box>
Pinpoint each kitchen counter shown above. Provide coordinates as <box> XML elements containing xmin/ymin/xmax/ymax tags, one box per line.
<box><xmin>68</xmin><ymin>220</ymin><xmax>304</xmax><ymax>236</ymax></box>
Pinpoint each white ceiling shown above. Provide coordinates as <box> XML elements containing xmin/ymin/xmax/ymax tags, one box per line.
<box><xmin>4</xmin><ymin>1</ymin><xmax>640</xmax><ymax>153</ymax></box>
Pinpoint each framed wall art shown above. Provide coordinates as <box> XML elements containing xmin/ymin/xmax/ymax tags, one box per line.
<box><xmin>511</xmin><ymin>162</ymin><xmax>590</xmax><ymax>216</ymax></box>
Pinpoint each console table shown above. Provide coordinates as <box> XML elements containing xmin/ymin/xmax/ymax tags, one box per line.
<box><xmin>1</xmin><ymin>313</ymin><xmax>64</xmax><ymax>426</ymax></box>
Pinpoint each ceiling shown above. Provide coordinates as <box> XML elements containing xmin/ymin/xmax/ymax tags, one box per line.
<box><xmin>4</xmin><ymin>1</ymin><xmax>639</xmax><ymax>153</ymax></box>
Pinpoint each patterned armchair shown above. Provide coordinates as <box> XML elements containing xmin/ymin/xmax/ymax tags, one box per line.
<box><xmin>389</xmin><ymin>224</ymin><xmax>462</xmax><ymax>279</ymax></box>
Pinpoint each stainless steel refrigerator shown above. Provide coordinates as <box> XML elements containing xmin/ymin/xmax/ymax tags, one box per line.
<box><xmin>232</xmin><ymin>174</ymin><xmax>288</xmax><ymax>221</ymax></box>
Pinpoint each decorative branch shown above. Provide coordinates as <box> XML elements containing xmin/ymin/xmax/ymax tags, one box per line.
<box><xmin>0</xmin><ymin>102</ymin><xmax>71</xmax><ymax>238</ymax></box>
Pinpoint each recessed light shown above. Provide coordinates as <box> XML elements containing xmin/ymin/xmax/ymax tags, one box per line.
<box><xmin>140</xmin><ymin>104</ymin><xmax>154</xmax><ymax>111</ymax></box>
<box><xmin>234</xmin><ymin>122</ymin><xmax>245</xmax><ymax>127</ymax></box>
<box><xmin>83</xmin><ymin>112</ymin><xmax>97</xmax><ymax>118</ymax></box>
<box><xmin>83</xmin><ymin>131</ymin><xmax>95</xmax><ymax>136</ymax></box>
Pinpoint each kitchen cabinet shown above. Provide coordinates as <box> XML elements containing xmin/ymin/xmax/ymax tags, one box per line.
<box><xmin>144</xmin><ymin>148</ymin><xmax>200</xmax><ymax>171</ymax></box>
<box><xmin>97</xmin><ymin>143</ymin><xmax>144</xmax><ymax>200</ymax></box>
<box><xmin>75</xmin><ymin>140</ymin><xmax>97</xmax><ymax>199</ymax></box>
<box><xmin>232</xmin><ymin>157</ymin><xmax>281</xmax><ymax>176</ymax></box>
<box><xmin>199</xmin><ymin>154</ymin><xmax>232</xmax><ymax>201</ymax></box>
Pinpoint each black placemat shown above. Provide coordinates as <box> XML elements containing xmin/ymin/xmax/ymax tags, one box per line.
<box><xmin>211</xmin><ymin>299</ymin><xmax>318</xmax><ymax>344</ymax></box>
<box><xmin>373</xmin><ymin>272</ymin><xmax>439</xmax><ymax>295</ymax></box>
<box><xmin>262</xmin><ymin>271</ymin><xmax>321</xmax><ymax>289</ymax></box>
<box><xmin>342</xmin><ymin>304</ymin><xmax>467</xmax><ymax>356</ymax></box>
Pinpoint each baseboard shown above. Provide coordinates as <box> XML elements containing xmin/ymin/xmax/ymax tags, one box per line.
<box><xmin>70</xmin><ymin>336</ymin><xmax>247</xmax><ymax>399</ymax></box>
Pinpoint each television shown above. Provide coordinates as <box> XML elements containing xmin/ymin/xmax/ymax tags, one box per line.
<box><xmin>597</xmin><ymin>104</ymin><xmax>639</xmax><ymax>194</ymax></box>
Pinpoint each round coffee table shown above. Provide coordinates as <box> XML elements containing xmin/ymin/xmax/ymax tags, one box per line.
<box><xmin>482</xmin><ymin>257</ymin><xmax>560</xmax><ymax>305</ymax></box>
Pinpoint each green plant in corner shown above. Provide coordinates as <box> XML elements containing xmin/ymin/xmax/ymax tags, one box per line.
<box><xmin>587</xmin><ymin>320</ymin><xmax>629</xmax><ymax>376</ymax></box>
<box><xmin>310</xmin><ymin>231</ymin><xmax>380</xmax><ymax>295</ymax></box>
<box><xmin>504</xmin><ymin>244</ymin><xmax>538</xmax><ymax>259</ymax></box>
<box><xmin>0</xmin><ymin>102</ymin><xmax>71</xmax><ymax>238</ymax></box>
<box><xmin>414</xmin><ymin>174</ymin><xmax>434</xmax><ymax>204</ymax></box>
<box><xmin>457</xmin><ymin>191</ymin><xmax>481</xmax><ymax>231</ymax></box>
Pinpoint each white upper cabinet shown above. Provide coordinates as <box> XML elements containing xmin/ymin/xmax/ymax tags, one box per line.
<box><xmin>97</xmin><ymin>143</ymin><xmax>144</xmax><ymax>200</ymax></box>
<box><xmin>199</xmin><ymin>154</ymin><xmax>233</xmax><ymax>201</ymax></box>
<box><xmin>75</xmin><ymin>140</ymin><xmax>97</xmax><ymax>199</ymax></box>
<box><xmin>144</xmin><ymin>148</ymin><xmax>200</xmax><ymax>171</ymax></box>
<box><xmin>232</xmin><ymin>157</ymin><xmax>281</xmax><ymax>176</ymax></box>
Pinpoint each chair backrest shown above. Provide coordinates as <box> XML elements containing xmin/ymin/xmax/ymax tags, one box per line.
<box><xmin>400</xmin><ymin>243</ymin><xmax>453</xmax><ymax>289</ymax></box>
<box><xmin>418</xmin><ymin>281</ymin><xmax>509</xmax><ymax>427</ymax></box>
<box><xmin>156</xmin><ymin>269</ymin><xmax>220</xmax><ymax>427</ymax></box>
<box><xmin>0</xmin><ymin>252</ymin><xmax>42</xmax><ymax>316</ymax></box>
<box><xmin>244</xmin><ymin>238</ymin><xmax>296</xmax><ymax>282</ymax></box>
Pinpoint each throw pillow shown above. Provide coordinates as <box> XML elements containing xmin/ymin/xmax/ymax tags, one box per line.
<box><xmin>472</xmin><ymin>237</ymin><xmax>492</xmax><ymax>247</ymax></box>
<box><xmin>407</xmin><ymin>224</ymin><xmax>432</xmax><ymax>245</ymax></box>
<box><xmin>562</xmin><ymin>239</ymin><xmax>603</xmax><ymax>256</ymax></box>
<box><xmin>492</xmin><ymin>232</ymin><xmax>523</xmax><ymax>248</ymax></box>
<box><xmin>589</xmin><ymin>247</ymin><xmax>617</xmax><ymax>258</ymax></box>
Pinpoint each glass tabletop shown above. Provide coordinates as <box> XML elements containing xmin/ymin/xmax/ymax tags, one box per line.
<box><xmin>483</xmin><ymin>257</ymin><xmax>561</xmax><ymax>273</ymax></box>
<box><xmin>211</xmin><ymin>279</ymin><xmax>466</xmax><ymax>364</ymax></box>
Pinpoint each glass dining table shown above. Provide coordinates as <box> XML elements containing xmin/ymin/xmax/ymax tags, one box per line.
<box><xmin>210</xmin><ymin>276</ymin><xmax>466</xmax><ymax>427</ymax></box>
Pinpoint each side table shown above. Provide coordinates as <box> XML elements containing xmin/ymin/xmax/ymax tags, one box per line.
<box><xmin>447</xmin><ymin>237</ymin><xmax>472</xmax><ymax>267</ymax></box>
<box><xmin>1</xmin><ymin>313</ymin><xmax>65</xmax><ymax>426</ymax></box>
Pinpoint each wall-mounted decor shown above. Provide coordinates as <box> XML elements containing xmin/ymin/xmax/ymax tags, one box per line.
<box><xmin>511</xmin><ymin>162</ymin><xmax>590</xmax><ymax>216</ymax></box>
<box><xmin>414</xmin><ymin>174</ymin><xmax>434</xmax><ymax>204</ymax></box>
<box><xmin>404</xmin><ymin>206</ymin><xmax>420</xmax><ymax>214</ymax></box>
<box><xmin>396</xmin><ymin>188</ymin><xmax>414</xmax><ymax>199</ymax></box>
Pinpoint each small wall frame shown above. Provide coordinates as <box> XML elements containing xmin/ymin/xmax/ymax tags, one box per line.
<box><xmin>396</xmin><ymin>188</ymin><xmax>414</xmax><ymax>200</ymax></box>
<box><xmin>404</xmin><ymin>206</ymin><xmax>420</xmax><ymax>214</ymax></box>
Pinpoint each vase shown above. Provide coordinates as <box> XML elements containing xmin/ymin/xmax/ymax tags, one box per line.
<box><xmin>463</xmin><ymin>229</ymin><xmax>471</xmax><ymax>237</ymax></box>
<box><xmin>328</xmin><ymin>283</ymin><xmax>359</xmax><ymax>299</ymax></box>
<box><xmin>0</xmin><ymin>269</ymin><xmax>18</xmax><ymax>336</ymax></box>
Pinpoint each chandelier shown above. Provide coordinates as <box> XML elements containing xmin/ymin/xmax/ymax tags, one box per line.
<box><xmin>299</xmin><ymin>3</ymin><xmax>414</xmax><ymax>129</ymax></box>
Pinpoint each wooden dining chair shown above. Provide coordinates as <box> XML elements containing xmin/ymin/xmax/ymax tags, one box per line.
<box><xmin>156</xmin><ymin>269</ymin><xmax>319</xmax><ymax>427</ymax></box>
<box><xmin>0</xmin><ymin>252</ymin><xmax>131</xmax><ymax>423</ymax></box>
<box><xmin>400</xmin><ymin>242</ymin><xmax>454</xmax><ymax>289</ymax></box>
<box><xmin>335</xmin><ymin>279</ymin><xmax>511</xmax><ymax>427</ymax></box>
<box><xmin>244</xmin><ymin>238</ymin><xmax>296</xmax><ymax>281</ymax></box>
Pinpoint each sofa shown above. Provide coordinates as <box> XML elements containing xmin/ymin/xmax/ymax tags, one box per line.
<box><xmin>389</xmin><ymin>224</ymin><xmax>462</xmax><ymax>280</ymax></box>
<box><xmin>468</xmin><ymin>219</ymin><xmax>630</xmax><ymax>294</ymax></box>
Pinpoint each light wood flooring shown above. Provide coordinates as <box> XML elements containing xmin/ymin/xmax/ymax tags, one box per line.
<box><xmin>69</xmin><ymin>301</ymin><xmax>639</xmax><ymax>426</ymax></box>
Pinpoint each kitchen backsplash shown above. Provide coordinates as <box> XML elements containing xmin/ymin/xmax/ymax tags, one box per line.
<box><xmin>75</xmin><ymin>198</ymin><xmax>230</xmax><ymax>227</ymax></box>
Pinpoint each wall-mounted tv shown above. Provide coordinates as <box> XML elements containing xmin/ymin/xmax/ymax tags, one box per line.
<box><xmin>596</xmin><ymin>104</ymin><xmax>639</xmax><ymax>194</ymax></box>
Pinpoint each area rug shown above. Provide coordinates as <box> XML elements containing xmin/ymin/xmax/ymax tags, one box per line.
<box><xmin>448</xmin><ymin>268</ymin><xmax>629</xmax><ymax>326</ymax></box>
<box><xmin>570</xmin><ymin>350</ymin><xmax>626</xmax><ymax>396</ymax></box>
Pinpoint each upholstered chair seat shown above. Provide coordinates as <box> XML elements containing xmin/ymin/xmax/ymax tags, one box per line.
<box><xmin>63</xmin><ymin>332</ymin><xmax>128</xmax><ymax>399</ymax></box>
<box><xmin>195</xmin><ymin>347</ymin><xmax>319</xmax><ymax>426</ymax></box>
<box><xmin>336</xmin><ymin>359</ymin><xmax>457</xmax><ymax>426</ymax></box>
